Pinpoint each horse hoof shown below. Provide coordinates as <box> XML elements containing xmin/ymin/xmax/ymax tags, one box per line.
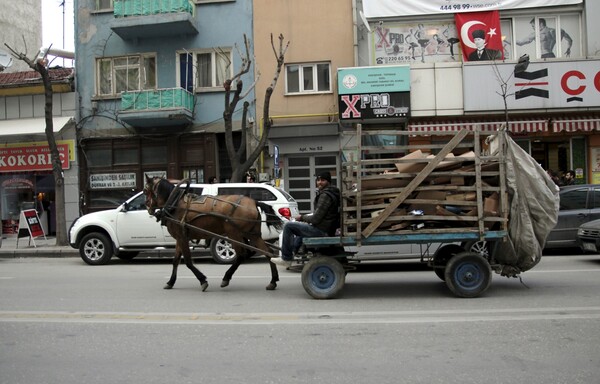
<box><xmin>266</xmin><ymin>283</ymin><xmax>277</xmax><ymax>291</ymax></box>
<box><xmin>221</xmin><ymin>279</ymin><xmax>230</xmax><ymax>288</ymax></box>
<box><xmin>201</xmin><ymin>282</ymin><xmax>209</xmax><ymax>291</ymax></box>
<box><xmin>164</xmin><ymin>283</ymin><xmax>173</xmax><ymax>290</ymax></box>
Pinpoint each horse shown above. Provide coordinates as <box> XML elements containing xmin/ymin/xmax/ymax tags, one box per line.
<box><xmin>144</xmin><ymin>176</ymin><xmax>282</xmax><ymax>291</ymax></box>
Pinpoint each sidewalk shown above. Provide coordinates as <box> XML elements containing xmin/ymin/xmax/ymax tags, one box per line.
<box><xmin>0</xmin><ymin>234</ymin><xmax>78</xmax><ymax>258</ymax></box>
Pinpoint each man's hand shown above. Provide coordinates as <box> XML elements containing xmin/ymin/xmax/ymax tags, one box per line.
<box><xmin>565</xmin><ymin>47</ymin><xmax>571</xmax><ymax>57</ymax></box>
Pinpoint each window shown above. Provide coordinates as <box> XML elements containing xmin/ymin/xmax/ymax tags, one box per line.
<box><xmin>509</xmin><ymin>14</ymin><xmax>580</xmax><ymax>59</ymax></box>
<box><xmin>285</xmin><ymin>63</ymin><xmax>331</xmax><ymax>94</ymax></box>
<box><xmin>96</xmin><ymin>0</ymin><xmax>113</xmax><ymax>10</ymax></box>
<box><xmin>178</xmin><ymin>49</ymin><xmax>233</xmax><ymax>91</ymax></box>
<box><xmin>559</xmin><ymin>188</ymin><xmax>588</xmax><ymax>210</ymax></box>
<box><xmin>96</xmin><ymin>55</ymin><xmax>156</xmax><ymax>97</ymax></box>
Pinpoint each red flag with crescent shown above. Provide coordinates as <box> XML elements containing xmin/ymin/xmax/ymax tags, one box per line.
<box><xmin>455</xmin><ymin>11</ymin><xmax>504</xmax><ymax>62</ymax></box>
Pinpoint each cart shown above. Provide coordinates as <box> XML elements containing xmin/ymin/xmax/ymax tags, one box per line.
<box><xmin>297</xmin><ymin>125</ymin><xmax>511</xmax><ymax>299</ymax></box>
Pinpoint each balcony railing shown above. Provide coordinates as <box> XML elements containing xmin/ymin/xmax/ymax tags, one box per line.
<box><xmin>121</xmin><ymin>88</ymin><xmax>194</xmax><ymax>112</ymax></box>
<box><xmin>113</xmin><ymin>0</ymin><xmax>194</xmax><ymax>18</ymax></box>
<box><xmin>119</xmin><ymin>87</ymin><xmax>195</xmax><ymax>129</ymax></box>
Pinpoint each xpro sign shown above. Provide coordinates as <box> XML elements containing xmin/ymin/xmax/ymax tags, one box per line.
<box><xmin>464</xmin><ymin>59</ymin><xmax>600</xmax><ymax>111</ymax></box>
<box><xmin>339</xmin><ymin>92</ymin><xmax>410</xmax><ymax>121</ymax></box>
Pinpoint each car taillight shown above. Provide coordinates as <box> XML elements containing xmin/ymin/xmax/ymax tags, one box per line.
<box><xmin>278</xmin><ymin>207</ymin><xmax>292</xmax><ymax>219</ymax></box>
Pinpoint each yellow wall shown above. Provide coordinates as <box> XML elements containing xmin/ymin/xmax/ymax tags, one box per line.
<box><xmin>253</xmin><ymin>0</ymin><xmax>355</xmax><ymax>125</ymax></box>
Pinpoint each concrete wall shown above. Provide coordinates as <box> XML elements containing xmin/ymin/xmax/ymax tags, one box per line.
<box><xmin>0</xmin><ymin>0</ymin><xmax>41</xmax><ymax>73</ymax></box>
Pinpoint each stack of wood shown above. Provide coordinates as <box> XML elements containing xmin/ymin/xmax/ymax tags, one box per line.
<box><xmin>341</xmin><ymin>128</ymin><xmax>507</xmax><ymax>239</ymax></box>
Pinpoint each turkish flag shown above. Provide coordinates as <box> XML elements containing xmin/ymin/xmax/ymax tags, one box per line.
<box><xmin>455</xmin><ymin>11</ymin><xmax>504</xmax><ymax>62</ymax></box>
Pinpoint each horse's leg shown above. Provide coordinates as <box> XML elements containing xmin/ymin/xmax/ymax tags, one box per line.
<box><xmin>164</xmin><ymin>245</ymin><xmax>182</xmax><ymax>289</ymax></box>
<box><xmin>220</xmin><ymin>240</ymin><xmax>244</xmax><ymax>288</ymax></box>
<box><xmin>180</xmin><ymin>240</ymin><xmax>208</xmax><ymax>291</ymax></box>
<box><xmin>250</xmin><ymin>236</ymin><xmax>279</xmax><ymax>290</ymax></box>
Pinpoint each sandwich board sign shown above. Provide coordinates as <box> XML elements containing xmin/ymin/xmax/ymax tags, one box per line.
<box><xmin>17</xmin><ymin>209</ymin><xmax>46</xmax><ymax>247</ymax></box>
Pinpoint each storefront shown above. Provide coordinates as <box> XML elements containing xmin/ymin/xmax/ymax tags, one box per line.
<box><xmin>0</xmin><ymin>137</ymin><xmax>74</xmax><ymax>236</ymax></box>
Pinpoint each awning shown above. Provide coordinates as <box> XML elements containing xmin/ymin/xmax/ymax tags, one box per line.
<box><xmin>0</xmin><ymin>116</ymin><xmax>74</xmax><ymax>136</ymax></box>
<box><xmin>407</xmin><ymin>119</ymin><xmax>548</xmax><ymax>134</ymax></box>
<box><xmin>552</xmin><ymin>117</ymin><xmax>600</xmax><ymax>132</ymax></box>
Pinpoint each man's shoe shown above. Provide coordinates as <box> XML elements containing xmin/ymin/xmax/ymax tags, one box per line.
<box><xmin>270</xmin><ymin>257</ymin><xmax>292</xmax><ymax>267</ymax></box>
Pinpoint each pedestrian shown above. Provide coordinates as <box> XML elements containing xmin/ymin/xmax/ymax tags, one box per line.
<box><xmin>547</xmin><ymin>169</ymin><xmax>561</xmax><ymax>186</ymax></box>
<box><xmin>563</xmin><ymin>170</ymin><xmax>576</xmax><ymax>186</ymax></box>
<box><xmin>208</xmin><ymin>176</ymin><xmax>217</xmax><ymax>184</ymax></box>
<box><xmin>270</xmin><ymin>171</ymin><xmax>340</xmax><ymax>267</ymax></box>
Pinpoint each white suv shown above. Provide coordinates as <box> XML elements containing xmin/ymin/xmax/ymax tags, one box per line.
<box><xmin>69</xmin><ymin>183</ymin><xmax>299</xmax><ymax>265</ymax></box>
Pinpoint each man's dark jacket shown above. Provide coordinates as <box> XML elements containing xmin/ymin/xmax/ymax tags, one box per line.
<box><xmin>300</xmin><ymin>185</ymin><xmax>341</xmax><ymax>235</ymax></box>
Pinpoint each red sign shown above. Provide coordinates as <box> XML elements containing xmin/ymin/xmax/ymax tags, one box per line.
<box><xmin>22</xmin><ymin>209</ymin><xmax>45</xmax><ymax>238</ymax></box>
<box><xmin>455</xmin><ymin>11</ymin><xmax>504</xmax><ymax>62</ymax></box>
<box><xmin>0</xmin><ymin>144</ymin><xmax>69</xmax><ymax>172</ymax></box>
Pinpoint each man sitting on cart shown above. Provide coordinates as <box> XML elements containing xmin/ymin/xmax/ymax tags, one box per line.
<box><xmin>271</xmin><ymin>171</ymin><xmax>340</xmax><ymax>268</ymax></box>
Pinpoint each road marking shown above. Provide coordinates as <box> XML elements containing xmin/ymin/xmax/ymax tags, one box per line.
<box><xmin>2</xmin><ymin>307</ymin><xmax>600</xmax><ymax>325</ymax></box>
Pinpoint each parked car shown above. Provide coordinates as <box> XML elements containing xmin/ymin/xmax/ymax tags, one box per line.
<box><xmin>576</xmin><ymin>218</ymin><xmax>600</xmax><ymax>253</ymax></box>
<box><xmin>545</xmin><ymin>184</ymin><xmax>600</xmax><ymax>249</ymax></box>
<box><xmin>69</xmin><ymin>182</ymin><xmax>299</xmax><ymax>265</ymax></box>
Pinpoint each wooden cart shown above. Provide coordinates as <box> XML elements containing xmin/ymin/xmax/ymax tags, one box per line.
<box><xmin>298</xmin><ymin>125</ymin><xmax>510</xmax><ymax>299</ymax></box>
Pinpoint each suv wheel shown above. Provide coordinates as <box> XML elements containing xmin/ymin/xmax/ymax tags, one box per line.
<box><xmin>80</xmin><ymin>232</ymin><xmax>113</xmax><ymax>265</ymax></box>
<box><xmin>210</xmin><ymin>238</ymin><xmax>238</xmax><ymax>264</ymax></box>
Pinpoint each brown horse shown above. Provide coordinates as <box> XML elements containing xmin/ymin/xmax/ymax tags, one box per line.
<box><xmin>144</xmin><ymin>176</ymin><xmax>282</xmax><ymax>291</ymax></box>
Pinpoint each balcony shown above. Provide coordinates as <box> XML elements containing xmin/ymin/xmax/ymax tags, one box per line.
<box><xmin>118</xmin><ymin>88</ymin><xmax>195</xmax><ymax>129</ymax></box>
<box><xmin>111</xmin><ymin>0</ymin><xmax>198</xmax><ymax>41</ymax></box>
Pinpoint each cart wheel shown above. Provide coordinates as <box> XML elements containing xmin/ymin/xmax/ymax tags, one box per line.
<box><xmin>444</xmin><ymin>252</ymin><xmax>492</xmax><ymax>298</ymax></box>
<box><xmin>301</xmin><ymin>256</ymin><xmax>345</xmax><ymax>299</ymax></box>
<box><xmin>432</xmin><ymin>244</ymin><xmax>464</xmax><ymax>281</ymax></box>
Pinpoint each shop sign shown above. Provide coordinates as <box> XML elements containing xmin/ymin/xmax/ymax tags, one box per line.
<box><xmin>90</xmin><ymin>173</ymin><xmax>137</xmax><ymax>189</ymax></box>
<box><xmin>0</xmin><ymin>144</ymin><xmax>69</xmax><ymax>172</ymax></box>
<box><xmin>338</xmin><ymin>66</ymin><xmax>410</xmax><ymax>122</ymax></box>
<box><xmin>363</xmin><ymin>0</ymin><xmax>582</xmax><ymax>17</ymax></box>
<box><xmin>464</xmin><ymin>59</ymin><xmax>600</xmax><ymax>111</ymax></box>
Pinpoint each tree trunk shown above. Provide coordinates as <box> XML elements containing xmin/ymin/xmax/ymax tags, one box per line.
<box><xmin>37</xmin><ymin>63</ymin><xmax>68</xmax><ymax>245</ymax></box>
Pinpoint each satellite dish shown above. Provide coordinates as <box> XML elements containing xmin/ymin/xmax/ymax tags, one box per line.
<box><xmin>0</xmin><ymin>49</ymin><xmax>13</xmax><ymax>70</ymax></box>
<box><xmin>359</xmin><ymin>10</ymin><xmax>372</xmax><ymax>33</ymax></box>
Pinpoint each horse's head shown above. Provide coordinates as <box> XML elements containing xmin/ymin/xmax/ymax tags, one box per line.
<box><xmin>144</xmin><ymin>175</ymin><xmax>173</xmax><ymax>216</ymax></box>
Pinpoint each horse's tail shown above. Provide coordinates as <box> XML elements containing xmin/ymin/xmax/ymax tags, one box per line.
<box><xmin>256</xmin><ymin>202</ymin><xmax>283</xmax><ymax>230</ymax></box>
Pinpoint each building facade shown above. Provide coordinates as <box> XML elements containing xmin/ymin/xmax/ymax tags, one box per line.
<box><xmin>74</xmin><ymin>0</ymin><xmax>255</xmax><ymax>213</ymax></box>
<box><xmin>255</xmin><ymin>0</ymin><xmax>355</xmax><ymax>213</ymax></box>
<box><xmin>0</xmin><ymin>68</ymin><xmax>77</xmax><ymax>236</ymax></box>
<box><xmin>355</xmin><ymin>0</ymin><xmax>600</xmax><ymax>184</ymax></box>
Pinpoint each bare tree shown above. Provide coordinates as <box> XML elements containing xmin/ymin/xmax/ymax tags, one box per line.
<box><xmin>5</xmin><ymin>43</ymin><xmax>68</xmax><ymax>246</ymax></box>
<box><xmin>222</xmin><ymin>34</ymin><xmax>289</xmax><ymax>182</ymax></box>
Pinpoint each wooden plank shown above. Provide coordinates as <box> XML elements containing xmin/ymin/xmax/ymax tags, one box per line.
<box><xmin>361</xmin><ymin>129</ymin><xmax>470</xmax><ymax>238</ymax></box>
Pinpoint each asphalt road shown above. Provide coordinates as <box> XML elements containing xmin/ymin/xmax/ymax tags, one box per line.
<box><xmin>1</xmin><ymin>254</ymin><xmax>599</xmax><ymax>384</ymax></box>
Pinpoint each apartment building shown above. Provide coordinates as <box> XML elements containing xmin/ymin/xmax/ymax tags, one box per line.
<box><xmin>74</xmin><ymin>0</ymin><xmax>255</xmax><ymax>212</ymax></box>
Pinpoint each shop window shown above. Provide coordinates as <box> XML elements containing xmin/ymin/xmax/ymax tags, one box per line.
<box><xmin>177</xmin><ymin>49</ymin><xmax>233</xmax><ymax>91</ymax></box>
<box><xmin>114</xmin><ymin>148</ymin><xmax>139</xmax><ymax>165</ymax></box>
<box><xmin>142</xmin><ymin>146</ymin><xmax>168</xmax><ymax>164</ymax></box>
<box><xmin>96</xmin><ymin>54</ymin><xmax>157</xmax><ymax>97</ymax></box>
<box><xmin>285</xmin><ymin>63</ymin><xmax>331</xmax><ymax>94</ymax></box>
<box><xmin>183</xmin><ymin>168</ymin><xmax>204</xmax><ymax>183</ymax></box>
<box><xmin>87</xmin><ymin>148</ymin><xmax>112</xmax><ymax>167</ymax></box>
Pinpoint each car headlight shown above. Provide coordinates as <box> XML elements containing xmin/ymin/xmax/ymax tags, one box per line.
<box><xmin>577</xmin><ymin>228</ymin><xmax>584</xmax><ymax>236</ymax></box>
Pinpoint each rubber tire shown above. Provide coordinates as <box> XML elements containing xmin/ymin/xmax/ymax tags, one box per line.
<box><xmin>79</xmin><ymin>232</ymin><xmax>113</xmax><ymax>265</ymax></box>
<box><xmin>463</xmin><ymin>240</ymin><xmax>490</xmax><ymax>259</ymax></box>
<box><xmin>432</xmin><ymin>244</ymin><xmax>464</xmax><ymax>281</ymax></box>
<box><xmin>116</xmin><ymin>251</ymin><xmax>139</xmax><ymax>260</ymax></box>
<box><xmin>444</xmin><ymin>252</ymin><xmax>492</xmax><ymax>298</ymax></box>
<box><xmin>301</xmin><ymin>256</ymin><xmax>345</xmax><ymax>299</ymax></box>
<box><xmin>210</xmin><ymin>238</ymin><xmax>237</xmax><ymax>264</ymax></box>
